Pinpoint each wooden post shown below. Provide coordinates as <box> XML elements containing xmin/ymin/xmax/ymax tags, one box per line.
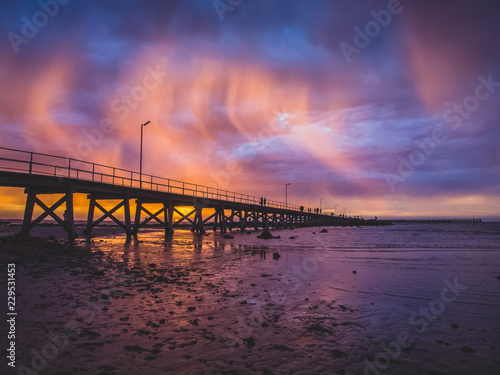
<box><xmin>164</xmin><ymin>200</ymin><xmax>174</xmax><ymax>237</ymax></box>
<box><xmin>191</xmin><ymin>207</ymin><xmax>205</xmax><ymax>234</ymax></box>
<box><xmin>65</xmin><ymin>187</ymin><xmax>75</xmax><ymax>239</ymax></box>
<box><xmin>133</xmin><ymin>200</ymin><xmax>142</xmax><ymax>235</ymax></box>
<box><xmin>20</xmin><ymin>190</ymin><xmax>36</xmax><ymax>237</ymax></box>
<box><xmin>123</xmin><ymin>195</ymin><xmax>131</xmax><ymax>239</ymax></box>
<box><xmin>84</xmin><ymin>195</ymin><xmax>96</xmax><ymax>235</ymax></box>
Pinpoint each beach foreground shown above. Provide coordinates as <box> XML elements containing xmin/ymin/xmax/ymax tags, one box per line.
<box><xmin>1</xmin><ymin>223</ymin><xmax>499</xmax><ymax>374</ymax></box>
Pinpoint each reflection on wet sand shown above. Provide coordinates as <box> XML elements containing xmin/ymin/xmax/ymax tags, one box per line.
<box><xmin>1</xmin><ymin>224</ymin><xmax>499</xmax><ymax>374</ymax></box>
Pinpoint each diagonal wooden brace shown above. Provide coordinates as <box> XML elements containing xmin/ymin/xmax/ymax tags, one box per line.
<box><xmin>173</xmin><ymin>208</ymin><xmax>196</xmax><ymax>226</ymax></box>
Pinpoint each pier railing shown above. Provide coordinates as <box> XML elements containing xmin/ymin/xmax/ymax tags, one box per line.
<box><xmin>0</xmin><ymin>147</ymin><xmax>315</xmax><ymax>213</ymax></box>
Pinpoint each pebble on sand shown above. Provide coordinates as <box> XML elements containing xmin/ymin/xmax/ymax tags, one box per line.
<box><xmin>223</xmin><ymin>234</ymin><xmax>234</xmax><ymax>239</ymax></box>
<box><xmin>257</xmin><ymin>230</ymin><xmax>279</xmax><ymax>239</ymax></box>
<box><xmin>273</xmin><ymin>252</ymin><xmax>281</xmax><ymax>260</ymax></box>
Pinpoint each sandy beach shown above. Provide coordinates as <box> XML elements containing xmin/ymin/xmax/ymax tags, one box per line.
<box><xmin>1</xmin><ymin>223</ymin><xmax>499</xmax><ymax>374</ymax></box>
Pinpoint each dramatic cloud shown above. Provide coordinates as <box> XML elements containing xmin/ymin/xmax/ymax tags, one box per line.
<box><xmin>0</xmin><ymin>0</ymin><xmax>499</xmax><ymax>219</ymax></box>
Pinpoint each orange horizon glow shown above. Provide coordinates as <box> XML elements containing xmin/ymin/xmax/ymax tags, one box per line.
<box><xmin>1</xmin><ymin>7</ymin><xmax>499</xmax><ymax>221</ymax></box>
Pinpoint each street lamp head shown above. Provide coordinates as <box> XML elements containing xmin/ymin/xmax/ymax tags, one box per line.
<box><xmin>143</xmin><ymin>121</ymin><xmax>151</xmax><ymax>126</ymax></box>
<box><xmin>286</xmin><ymin>183</ymin><xmax>291</xmax><ymax>186</ymax></box>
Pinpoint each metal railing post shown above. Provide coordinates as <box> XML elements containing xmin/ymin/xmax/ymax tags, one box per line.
<box><xmin>29</xmin><ymin>152</ymin><xmax>33</xmax><ymax>174</ymax></box>
<box><xmin>68</xmin><ymin>159</ymin><xmax>71</xmax><ymax>178</ymax></box>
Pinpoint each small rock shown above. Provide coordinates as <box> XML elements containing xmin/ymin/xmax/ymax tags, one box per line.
<box><xmin>320</xmin><ymin>229</ymin><xmax>328</xmax><ymax>233</ymax></box>
<box><xmin>273</xmin><ymin>252</ymin><xmax>281</xmax><ymax>260</ymax></box>
<box><xmin>451</xmin><ymin>324</ymin><xmax>459</xmax><ymax>329</ymax></box>
<box><xmin>272</xmin><ymin>344</ymin><xmax>294</xmax><ymax>352</ymax></box>
<box><xmin>124</xmin><ymin>345</ymin><xmax>144</xmax><ymax>354</ymax></box>
<box><xmin>223</xmin><ymin>234</ymin><xmax>234</xmax><ymax>239</ymax></box>
<box><xmin>289</xmin><ymin>236</ymin><xmax>296</xmax><ymax>239</ymax></box>
<box><xmin>244</xmin><ymin>337</ymin><xmax>256</xmax><ymax>348</ymax></box>
<box><xmin>331</xmin><ymin>349</ymin><xmax>347</xmax><ymax>359</ymax></box>
<box><xmin>257</xmin><ymin>230</ymin><xmax>274</xmax><ymax>239</ymax></box>
<box><xmin>460</xmin><ymin>346</ymin><xmax>475</xmax><ymax>353</ymax></box>
<box><xmin>352</xmin><ymin>270</ymin><xmax>357</xmax><ymax>274</ymax></box>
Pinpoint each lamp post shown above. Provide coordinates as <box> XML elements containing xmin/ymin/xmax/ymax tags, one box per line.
<box><xmin>320</xmin><ymin>198</ymin><xmax>324</xmax><ymax>214</ymax></box>
<box><xmin>334</xmin><ymin>204</ymin><xmax>337</xmax><ymax>215</ymax></box>
<box><xmin>285</xmin><ymin>183</ymin><xmax>291</xmax><ymax>209</ymax></box>
<box><xmin>140</xmin><ymin>121</ymin><xmax>151</xmax><ymax>189</ymax></box>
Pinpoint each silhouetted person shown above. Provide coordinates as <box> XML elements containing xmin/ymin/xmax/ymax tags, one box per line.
<box><xmin>260</xmin><ymin>197</ymin><xmax>263</xmax><ymax>206</ymax></box>
<box><xmin>263</xmin><ymin>198</ymin><xmax>266</xmax><ymax>206</ymax></box>
<box><xmin>300</xmin><ymin>206</ymin><xmax>304</xmax><ymax>212</ymax></box>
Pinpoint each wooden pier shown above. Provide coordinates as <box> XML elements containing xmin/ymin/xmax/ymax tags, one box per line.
<box><xmin>0</xmin><ymin>147</ymin><xmax>346</xmax><ymax>239</ymax></box>
<box><xmin>391</xmin><ymin>219</ymin><xmax>482</xmax><ymax>223</ymax></box>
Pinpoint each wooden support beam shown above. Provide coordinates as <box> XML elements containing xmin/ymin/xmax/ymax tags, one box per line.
<box><xmin>19</xmin><ymin>188</ymin><xmax>75</xmax><ymax>239</ymax></box>
<box><xmin>20</xmin><ymin>190</ymin><xmax>36</xmax><ymax>236</ymax></box>
<box><xmin>84</xmin><ymin>196</ymin><xmax>96</xmax><ymax>235</ymax></box>
<box><xmin>164</xmin><ymin>200</ymin><xmax>174</xmax><ymax>237</ymax></box>
<box><xmin>191</xmin><ymin>207</ymin><xmax>206</xmax><ymax>234</ymax></box>
<box><xmin>92</xmin><ymin>200</ymin><xmax>125</xmax><ymax>229</ymax></box>
<box><xmin>142</xmin><ymin>206</ymin><xmax>165</xmax><ymax>225</ymax></box>
<box><xmin>133</xmin><ymin>203</ymin><xmax>165</xmax><ymax>234</ymax></box>
<box><xmin>202</xmin><ymin>212</ymin><xmax>216</xmax><ymax>225</ymax></box>
<box><xmin>213</xmin><ymin>206</ymin><xmax>227</xmax><ymax>233</ymax></box>
<box><xmin>262</xmin><ymin>210</ymin><xmax>268</xmax><ymax>230</ymax></box>
<box><xmin>123</xmin><ymin>195</ymin><xmax>131</xmax><ymax>239</ymax></box>
<box><xmin>65</xmin><ymin>187</ymin><xmax>76</xmax><ymax>239</ymax></box>
<box><xmin>84</xmin><ymin>195</ymin><xmax>132</xmax><ymax>238</ymax></box>
<box><xmin>132</xmin><ymin>200</ymin><xmax>143</xmax><ymax>235</ymax></box>
<box><xmin>173</xmin><ymin>208</ymin><xmax>196</xmax><ymax>227</ymax></box>
<box><xmin>31</xmin><ymin>195</ymin><xmax>66</xmax><ymax>228</ymax></box>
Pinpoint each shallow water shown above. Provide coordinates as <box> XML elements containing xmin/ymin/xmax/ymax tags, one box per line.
<box><xmin>1</xmin><ymin>222</ymin><xmax>499</xmax><ymax>374</ymax></box>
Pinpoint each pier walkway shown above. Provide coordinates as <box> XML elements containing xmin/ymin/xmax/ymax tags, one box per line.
<box><xmin>0</xmin><ymin>147</ymin><xmax>344</xmax><ymax>239</ymax></box>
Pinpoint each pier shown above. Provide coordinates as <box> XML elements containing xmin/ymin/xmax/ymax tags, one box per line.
<box><xmin>0</xmin><ymin>147</ymin><xmax>356</xmax><ymax>239</ymax></box>
<box><xmin>391</xmin><ymin>219</ymin><xmax>482</xmax><ymax>223</ymax></box>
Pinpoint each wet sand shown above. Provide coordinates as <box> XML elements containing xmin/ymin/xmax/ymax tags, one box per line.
<box><xmin>1</xmin><ymin>224</ymin><xmax>500</xmax><ymax>374</ymax></box>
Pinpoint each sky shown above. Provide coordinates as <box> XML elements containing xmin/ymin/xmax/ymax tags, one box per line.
<box><xmin>0</xmin><ymin>0</ymin><xmax>499</xmax><ymax>220</ymax></box>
